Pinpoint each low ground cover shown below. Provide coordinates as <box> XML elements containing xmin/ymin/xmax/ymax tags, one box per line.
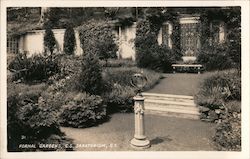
<box><xmin>195</xmin><ymin>69</ymin><xmax>241</xmax><ymax>151</ymax></box>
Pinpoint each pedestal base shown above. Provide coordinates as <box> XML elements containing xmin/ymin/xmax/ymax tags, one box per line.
<box><xmin>130</xmin><ymin>138</ymin><xmax>150</xmax><ymax>149</ymax></box>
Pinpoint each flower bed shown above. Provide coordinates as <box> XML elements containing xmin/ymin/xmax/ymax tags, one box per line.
<box><xmin>195</xmin><ymin>69</ymin><xmax>241</xmax><ymax>151</ymax></box>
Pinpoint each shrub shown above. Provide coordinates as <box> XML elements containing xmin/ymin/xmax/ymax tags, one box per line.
<box><xmin>44</xmin><ymin>22</ymin><xmax>56</xmax><ymax>55</ymax></box>
<box><xmin>103</xmin><ymin>67</ymin><xmax>161</xmax><ymax>91</ymax></box>
<box><xmin>78</xmin><ymin>19</ymin><xmax>118</xmax><ymax>62</ymax></box>
<box><xmin>100</xmin><ymin>59</ymin><xmax>136</xmax><ymax>68</ymax></box>
<box><xmin>59</xmin><ymin>92</ymin><xmax>107</xmax><ymax>128</ymax></box>
<box><xmin>78</xmin><ymin>52</ymin><xmax>103</xmax><ymax>95</ymax></box>
<box><xmin>63</xmin><ymin>24</ymin><xmax>76</xmax><ymax>55</ymax></box>
<box><xmin>102</xmin><ymin>67</ymin><xmax>161</xmax><ymax>113</ymax></box>
<box><xmin>135</xmin><ymin>19</ymin><xmax>179</xmax><ymax>72</ymax></box>
<box><xmin>8</xmin><ymin>53</ymin><xmax>29</xmax><ymax>71</ymax></box>
<box><xmin>103</xmin><ymin>84</ymin><xmax>135</xmax><ymax>113</ymax></box>
<box><xmin>195</xmin><ymin>69</ymin><xmax>241</xmax><ymax>150</ymax></box>
<box><xmin>196</xmin><ymin>69</ymin><xmax>241</xmax><ymax>105</ymax></box>
<box><xmin>213</xmin><ymin>101</ymin><xmax>241</xmax><ymax>151</ymax></box>
<box><xmin>8</xmin><ymin>54</ymin><xmax>60</xmax><ymax>82</ymax></box>
<box><xmin>197</xmin><ymin>43</ymin><xmax>235</xmax><ymax>71</ymax></box>
<box><xmin>7</xmin><ymin>83</ymin><xmax>72</xmax><ymax>151</ymax></box>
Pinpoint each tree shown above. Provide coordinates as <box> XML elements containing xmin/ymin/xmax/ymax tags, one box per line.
<box><xmin>43</xmin><ymin>22</ymin><xmax>56</xmax><ymax>55</ymax></box>
<box><xmin>78</xmin><ymin>20</ymin><xmax>118</xmax><ymax>65</ymax></box>
<box><xmin>79</xmin><ymin>52</ymin><xmax>103</xmax><ymax>95</ymax></box>
<box><xmin>64</xmin><ymin>24</ymin><xmax>76</xmax><ymax>55</ymax></box>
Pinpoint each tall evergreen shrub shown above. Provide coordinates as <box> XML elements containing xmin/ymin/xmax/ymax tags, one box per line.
<box><xmin>44</xmin><ymin>22</ymin><xmax>56</xmax><ymax>55</ymax></box>
<box><xmin>79</xmin><ymin>52</ymin><xmax>103</xmax><ymax>95</ymax></box>
<box><xmin>64</xmin><ymin>25</ymin><xmax>76</xmax><ymax>55</ymax></box>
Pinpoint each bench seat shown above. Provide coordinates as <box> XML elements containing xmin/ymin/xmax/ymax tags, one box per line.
<box><xmin>171</xmin><ymin>64</ymin><xmax>203</xmax><ymax>74</ymax></box>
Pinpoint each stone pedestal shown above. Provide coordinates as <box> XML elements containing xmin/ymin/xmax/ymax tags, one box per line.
<box><xmin>130</xmin><ymin>95</ymin><xmax>150</xmax><ymax>149</ymax></box>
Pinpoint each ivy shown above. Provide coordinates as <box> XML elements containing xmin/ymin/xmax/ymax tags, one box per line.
<box><xmin>134</xmin><ymin>9</ymin><xmax>181</xmax><ymax>72</ymax></box>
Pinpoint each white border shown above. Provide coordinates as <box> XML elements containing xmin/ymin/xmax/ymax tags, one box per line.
<box><xmin>1</xmin><ymin>1</ymin><xmax>249</xmax><ymax>159</ymax></box>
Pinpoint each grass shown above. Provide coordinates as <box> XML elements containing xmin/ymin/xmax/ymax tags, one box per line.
<box><xmin>146</xmin><ymin>73</ymin><xmax>207</xmax><ymax>96</ymax></box>
<box><xmin>61</xmin><ymin>113</ymin><xmax>216</xmax><ymax>151</ymax></box>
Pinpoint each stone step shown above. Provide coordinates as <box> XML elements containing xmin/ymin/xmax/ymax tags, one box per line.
<box><xmin>143</xmin><ymin>92</ymin><xmax>194</xmax><ymax>100</ymax></box>
<box><xmin>145</xmin><ymin>99</ymin><xmax>196</xmax><ymax>107</ymax></box>
<box><xmin>144</xmin><ymin>101</ymin><xmax>199</xmax><ymax>112</ymax></box>
<box><xmin>142</xmin><ymin>92</ymin><xmax>200</xmax><ymax>120</ymax></box>
<box><xmin>145</xmin><ymin>109</ymin><xmax>200</xmax><ymax>120</ymax></box>
<box><xmin>142</xmin><ymin>93</ymin><xmax>194</xmax><ymax>103</ymax></box>
<box><xmin>145</xmin><ymin>104</ymin><xmax>200</xmax><ymax>115</ymax></box>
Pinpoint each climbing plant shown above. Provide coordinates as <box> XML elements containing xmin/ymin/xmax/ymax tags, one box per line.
<box><xmin>135</xmin><ymin>8</ymin><xmax>181</xmax><ymax>72</ymax></box>
<box><xmin>198</xmin><ymin>7</ymin><xmax>241</xmax><ymax>70</ymax></box>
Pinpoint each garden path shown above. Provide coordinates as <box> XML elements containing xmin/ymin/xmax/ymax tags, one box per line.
<box><xmin>146</xmin><ymin>73</ymin><xmax>206</xmax><ymax>96</ymax></box>
<box><xmin>61</xmin><ymin>113</ymin><xmax>216</xmax><ymax>151</ymax></box>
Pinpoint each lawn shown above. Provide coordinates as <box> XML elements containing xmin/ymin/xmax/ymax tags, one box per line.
<box><xmin>146</xmin><ymin>73</ymin><xmax>208</xmax><ymax>96</ymax></box>
<box><xmin>61</xmin><ymin>113</ymin><xmax>216</xmax><ymax>151</ymax></box>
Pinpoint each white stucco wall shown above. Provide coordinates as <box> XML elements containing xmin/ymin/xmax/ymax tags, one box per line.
<box><xmin>18</xmin><ymin>29</ymin><xmax>83</xmax><ymax>57</ymax></box>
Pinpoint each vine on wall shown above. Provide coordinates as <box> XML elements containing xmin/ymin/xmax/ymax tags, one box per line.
<box><xmin>134</xmin><ymin>9</ymin><xmax>181</xmax><ymax>72</ymax></box>
<box><xmin>198</xmin><ymin>7</ymin><xmax>241</xmax><ymax>70</ymax></box>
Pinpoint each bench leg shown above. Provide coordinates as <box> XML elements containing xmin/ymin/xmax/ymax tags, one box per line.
<box><xmin>198</xmin><ymin>67</ymin><xmax>200</xmax><ymax>74</ymax></box>
<box><xmin>173</xmin><ymin>67</ymin><xmax>176</xmax><ymax>74</ymax></box>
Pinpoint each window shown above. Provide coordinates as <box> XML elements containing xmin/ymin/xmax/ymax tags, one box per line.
<box><xmin>162</xmin><ymin>22</ymin><xmax>173</xmax><ymax>48</ymax></box>
<box><xmin>7</xmin><ymin>36</ymin><xmax>19</xmax><ymax>54</ymax></box>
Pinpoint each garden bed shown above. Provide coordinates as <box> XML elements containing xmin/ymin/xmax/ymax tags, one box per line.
<box><xmin>195</xmin><ymin>69</ymin><xmax>241</xmax><ymax>151</ymax></box>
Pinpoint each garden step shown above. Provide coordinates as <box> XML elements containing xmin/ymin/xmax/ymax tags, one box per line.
<box><xmin>145</xmin><ymin>99</ymin><xmax>196</xmax><ymax>107</ymax></box>
<box><xmin>142</xmin><ymin>93</ymin><xmax>200</xmax><ymax>120</ymax></box>
<box><xmin>145</xmin><ymin>105</ymin><xmax>199</xmax><ymax>115</ymax></box>
<box><xmin>142</xmin><ymin>93</ymin><xmax>194</xmax><ymax>103</ymax></box>
<box><xmin>145</xmin><ymin>109</ymin><xmax>200</xmax><ymax>120</ymax></box>
<box><xmin>144</xmin><ymin>101</ymin><xmax>199</xmax><ymax>112</ymax></box>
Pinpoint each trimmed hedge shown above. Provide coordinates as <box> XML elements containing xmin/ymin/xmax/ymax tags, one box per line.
<box><xmin>59</xmin><ymin>92</ymin><xmax>107</xmax><ymax>128</ymax></box>
<box><xmin>7</xmin><ymin>83</ymin><xmax>73</xmax><ymax>151</ymax></box>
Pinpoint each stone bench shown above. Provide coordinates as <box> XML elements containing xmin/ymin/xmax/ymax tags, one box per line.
<box><xmin>172</xmin><ymin>64</ymin><xmax>203</xmax><ymax>74</ymax></box>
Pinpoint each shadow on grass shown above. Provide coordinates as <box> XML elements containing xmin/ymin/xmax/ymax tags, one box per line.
<box><xmin>150</xmin><ymin>136</ymin><xmax>172</xmax><ymax>145</ymax></box>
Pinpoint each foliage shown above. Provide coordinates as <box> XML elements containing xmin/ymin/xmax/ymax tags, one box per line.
<box><xmin>44</xmin><ymin>22</ymin><xmax>56</xmax><ymax>55</ymax></box>
<box><xmin>199</xmin><ymin>7</ymin><xmax>241</xmax><ymax>70</ymax></box>
<box><xmin>195</xmin><ymin>69</ymin><xmax>241</xmax><ymax>151</ymax></box>
<box><xmin>63</xmin><ymin>24</ymin><xmax>76</xmax><ymax>55</ymax></box>
<box><xmin>102</xmin><ymin>66</ymin><xmax>161</xmax><ymax>113</ymax></box>
<box><xmin>78</xmin><ymin>19</ymin><xmax>118</xmax><ymax>62</ymax></box>
<box><xmin>8</xmin><ymin>53</ymin><xmax>60</xmax><ymax>82</ymax></box>
<box><xmin>198</xmin><ymin>43</ymin><xmax>235</xmax><ymax>71</ymax></box>
<box><xmin>100</xmin><ymin>59</ymin><xmax>136</xmax><ymax>68</ymax></box>
<box><xmin>59</xmin><ymin>92</ymin><xmax>107</xmax><ymax>128</ymax></box>
<box><xmin>78</xmin><ymin>52</ymin><xmax>103</xmax><ymax>95</ymax></box>
<box><xmin>103</xmin><ymin>84</ymin><xmax>135</xmax><ymax>113</ymax></box>
<box><xmin>135</xmin><ymin>18</ymin><xmax>180</xmax><ymax>72</ymax></box>
<box><xmin>196</xmin><ymin>69</ymin><xmax>241</xmax><ymax>105</ymax></box>
<box><xmin>8</xmin><ymin>53</ymin><xmax>29</xmax><ymax>71</ymax></box>
<box><xmin>7</xmin><ymin>83</ymin><xmax>73</xmax><ymax>151</ymax></box>
<box><xmin>213</xmin><ymin>101</ymin><xmax>241</xmax><ymax>151</ymax></box>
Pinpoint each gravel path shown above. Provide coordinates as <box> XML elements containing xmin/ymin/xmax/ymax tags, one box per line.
<box><xmin>146</xmin><ymin>73</ymin><xmax>206</xmax><ymax>96</ymax></box>
<box><xmin>61</xmin><ymin>113</ymin><xmax>216</xmax><ymax>151</ymax></box>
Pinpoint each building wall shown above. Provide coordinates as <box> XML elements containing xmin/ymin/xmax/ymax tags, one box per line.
<box><xmin>18</xmin><ymin>29</ymin><xmax>83</xmax><ymax>57</ymax></box>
